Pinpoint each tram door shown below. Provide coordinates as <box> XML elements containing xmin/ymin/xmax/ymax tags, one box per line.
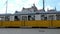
<box><xmin>15</xmin><ymin>16</ymin><xmax>19</xmax><ymax>21</ymax></box>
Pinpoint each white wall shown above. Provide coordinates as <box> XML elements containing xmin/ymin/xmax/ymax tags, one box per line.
<box><xmin>35</xmin><ymin>14</ymin><xmax>41</xmax><ymax>20</ymax></box>
<box><xmin>47</xmin><ymin>14</ymin><xmax>56</xmax><ymax>20</ymax></box>
<box><xmin>0</xmin><ymin>16</ymin><xmax>5</xmax><ymax>21</ymax></box>
<box><xmin>10</xmin><ymin>16</ymin><xmax>14</xmax><ymax>21</ymax></box>
<box><xmin>21</xmin><ymin>15</ymin><xmax>28</xmax><ymax>20</ymax></box>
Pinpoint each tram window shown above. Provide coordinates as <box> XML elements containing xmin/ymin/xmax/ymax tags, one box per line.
<box><xmin>5</xmin><ymin>16</ymin><xmax>10</xmax><ymax>21</ymax></box>
<box><xmin>0</xmin><ymin>18</ymin><xmax>1</xmax><ymax>20</ymax></box>
<box><xmin>41</xmin><ymin>15</ymin><xmax>45</xmax><ymax>20</ymax></box>
<box><xmin>44</xmin><ymin>17</ymin><xmax>47</xmax><ymax>20</ymax></box>
<box><xmin>28</xmin><ymin>16</ymin><xmax>31</xmax><ymax>20</ymax></box>
<box><xmin>41</xmin><ymin>15</ymin><xmax>44</xmax><ymax>17</ymax></box>
<box><xmin>56</xmin><ymin>15</ymin><xmax>60</xmax><ymax>20</ymax></box>
<box><xmin>48</xmin><ymin>15</ymin><xmax>54</xmax><ymax>20</ymax></box>
<box><xmin>15</xmin><ymin>16</ymin><xmax>19</xmax><ymax>21</ymax></box>
<box><xmin>22</xmin><ymin>16</ymin><xmax>27</xmax><ymax>20</ymax></box>
<box><xmin>32</xmin><ymin>17</ymin><xmax>35</xmax><ymax>20</ymax></box>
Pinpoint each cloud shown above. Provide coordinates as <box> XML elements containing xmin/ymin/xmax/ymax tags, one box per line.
<box><xmin>0</xmin><ymin>7</ymin><xmax>6</xmax><ymax>14</ymax></box>
<box><xmin>0</xmin><ymin>0</ymin><xmax>55</xmax><ymax>14</ymax></box>
<box><xmin>45</xmin><ymin>6</ymin><xmax>54</xmax><ymax>11</ymax></box>
<box><xmin>18</xmin><ymin>0</ymin><xmax>40</xmax><ymax>8</ymax></box>
<box><xmin>0</xmin><ymin>0</ymin><xmax>40</xmax><ymax>14</ymax></box>
<box><xmin>36</xmin><ymin>5</ymin><xmax>54</xmax><ymax>11</ymax></box>
<box><xmin>58</xmin><ymin>2</ymin><xmax>60</xmax><ymax>6</ymax></box>
<box><xmin>14</xmin><ymin>0</ymin><xmax>40</xmax><ymax>11</ymax></box>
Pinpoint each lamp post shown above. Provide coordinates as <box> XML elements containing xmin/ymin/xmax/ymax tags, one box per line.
<box><xmin>5</xmin><ymin>0</ymin><xmax>8</xmax><ymax>21</ymax></box>
<box><xmin>43</xmin><ymin>0</ymin><xmax>45</xmax><ymax>11</ymax></box>
<box><xmin>6</xmin><ymin>0</ymin><xmax>8</xmax><ymax>14</ymax></box>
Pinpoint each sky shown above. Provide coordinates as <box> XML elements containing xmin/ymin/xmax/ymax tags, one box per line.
<box><xmin>0</xmin><ymin>0</ymin><xmax>60</xmax><ymax>14</ymax></box>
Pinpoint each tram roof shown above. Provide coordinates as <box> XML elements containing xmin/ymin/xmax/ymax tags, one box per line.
<box><xmin>0</xmin><ymin>11</ymin><xmax>60</xmax><ymax>16</ymax></box>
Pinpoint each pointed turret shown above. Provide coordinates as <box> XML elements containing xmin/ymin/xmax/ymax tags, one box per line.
<box><xmin>32</xmin><ymin>4</ymin><xmax>37</xmax><ymax>12</ymax></box>
<box><xmin>55</xmin><ymin>7</ymin><xmax>56</xmax><ymax>11</ymax></box>
<box><xmin>43</xmin><ymin>0</ymin><xmax>45</xmax><ymax>11</ymax></box>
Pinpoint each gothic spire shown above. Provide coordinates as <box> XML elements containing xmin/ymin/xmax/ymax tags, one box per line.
<box><xmin>43</xmin><ymin>0</ymin><xmax>45</xmax><ymax>11</ymax></box>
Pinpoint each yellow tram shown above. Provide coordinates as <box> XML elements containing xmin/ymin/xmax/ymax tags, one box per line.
<box><xmin>0</xmin><ymin>12</ymin><xmax>60</xmax><ymax>28</ymax></box>
<box><xmin>0</xmin><ymin>4</ymin><xmax>60</xmax><ymax>28</ymax></box>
